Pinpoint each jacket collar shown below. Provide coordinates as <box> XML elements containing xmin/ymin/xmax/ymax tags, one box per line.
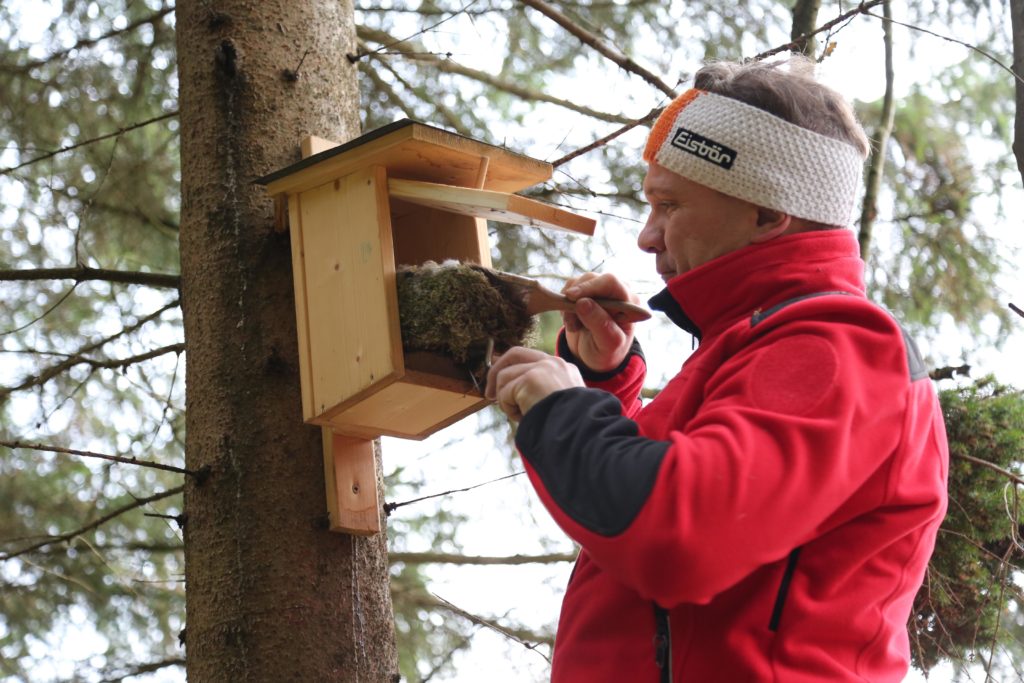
<box><xmin>647</xmin><ymin>230</ymin><xmax>866</xmax><ymax>341</ymax></box>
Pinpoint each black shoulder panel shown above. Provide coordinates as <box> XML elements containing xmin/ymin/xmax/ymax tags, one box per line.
<box><xmin>898</xmin><ymin>325</ymin><xmax>929</xmax><ymax>381</ymax></box>
<box><xmin>749</xmin><ymin>291</ymin><xmax>851</xmax><ymax>327</ymax></box>
<box><xmin>749</xmin><ymin>291</ymin><xmax>929</xmax><ymax>382</ymax></box>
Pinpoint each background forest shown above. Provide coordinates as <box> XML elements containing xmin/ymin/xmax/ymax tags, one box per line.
<box><xmin>1</xmin><ymin>0</ymin><xmax>1023</xmax><ymax>681</ymax></box>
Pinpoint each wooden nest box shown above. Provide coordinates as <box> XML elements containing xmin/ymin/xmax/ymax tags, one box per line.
<box><xmin>258</xmin><ymin>120</ymin><xmax>595</xmax><ymax>534</ymax></box>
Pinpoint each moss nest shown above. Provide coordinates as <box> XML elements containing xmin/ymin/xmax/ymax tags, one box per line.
<box><xmin>396</xmin><ymin>261</ymin><xmax>534</xmax><ymax>372</ymax></box>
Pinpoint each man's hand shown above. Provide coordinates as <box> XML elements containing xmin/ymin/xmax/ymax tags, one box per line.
<box><xmin>485</xmin><ymin>347</ymin><xmax>584</xmax><ymax>421</ymax></box>
<box><xmin>562</xmin><ymin>273</ymin><xmax>638</xmax><ymax>373</ymax></box>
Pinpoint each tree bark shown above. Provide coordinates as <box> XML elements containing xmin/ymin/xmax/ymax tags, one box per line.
<box><xmin>1011</xmin><ymin>0</ymin><xmax>1024</xmax><ymax>185</ymax></box>
<box><xmin>176</xmin><ymin>2</ymin><xmax>397</xmax><ymax>681</ymax></box>
<box><xmin>790</xmin><ymin>0</ymin><xmax>822</xmax><ymax>57</ymax></box>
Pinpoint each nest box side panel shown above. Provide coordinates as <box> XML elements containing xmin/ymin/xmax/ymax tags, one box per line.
<box><xmin>297</xmin><ymin>165</ymin><xmax>403</xmax><ymax>420</ymax></box>
<box><xmin>325</xmin><ymin>381</ymin><xmax>490</xmax><ymax>440</ymax></box>
<box><xmin>389</xmin><ymin>201</ymin><xmax>492</xmax><ymax>269</ymax></box>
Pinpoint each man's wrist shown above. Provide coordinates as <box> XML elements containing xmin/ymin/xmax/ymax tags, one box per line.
<box><xmin>556</xmin><ymin>330</ymin><xmax>644</xmax><ymax>382</ymax></box>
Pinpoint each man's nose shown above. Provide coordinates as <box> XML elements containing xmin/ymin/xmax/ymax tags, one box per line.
<box><xmin>637</xmin><ymin>215</ymin><xmax>662</xmax><ymax>254</ymax></box>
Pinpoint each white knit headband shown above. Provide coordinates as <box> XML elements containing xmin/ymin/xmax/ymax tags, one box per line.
<box><xmin>643</xmin><ymin>89</ymin><xmax>864</xmax><ymax>227</ymax></box>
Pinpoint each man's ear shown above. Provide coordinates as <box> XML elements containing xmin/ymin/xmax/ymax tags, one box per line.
<box><xmin>751</xmin><ymin>207</ymin><xmax>791</xmax><ymax>244</ymax></box>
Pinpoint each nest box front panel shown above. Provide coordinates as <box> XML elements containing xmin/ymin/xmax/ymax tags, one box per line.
<box><xmin>293</xmin><ymin>165</ymin><xmax>403</xmax><ymax>421</ymax></box>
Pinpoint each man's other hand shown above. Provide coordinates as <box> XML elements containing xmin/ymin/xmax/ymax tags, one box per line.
<box><xmin>485</xmin><ymin>347</ymin><xmax>584</xmax><ymax>421</ymax></box>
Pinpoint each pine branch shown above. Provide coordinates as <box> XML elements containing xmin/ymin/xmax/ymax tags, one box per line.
<box><xmin>0</xmin><ymin>266</ymin><xmax>180</xmax><ymax>289</ymax></box>
<box><xmin>0</xmin><ymin>439</ymin><xmax>200</xmax><ymax>477</ymax></box>
<box><xmin>0</xmin><ymin>484</ymin><xmax>185</xmax><ymax>561</ymax></box>
<box><xmin>0</xmin><ymin>300</ymin><xmax>180</xmax><ymax>400</ymax></box>
<box><xmin>0</xmin><ymin>111</ymin><xmax>178</xmax><ymax>177</ymax></box>
<box><xmin>858</xmin><ymin>0</ymin><xmax>895</xmax><ymax>260</ymax></box>
<box><xmin>518</xmin><ymin>0</ymin><xmax>677</xmax><ymax>98</ymax></box>
<box><xmin>390</xmin><ymin>551</ymin><xmax>576</xmax><ymax>565</ymax></box>
<box><xmin>356</xmin><ymin>25</ymin><xmax>634</xmax><ymax>124</ymax></box>
<box><xmin>6</xmin><ymin>6</ymin><xmax>175</xmax><ymax>74</ymax></box>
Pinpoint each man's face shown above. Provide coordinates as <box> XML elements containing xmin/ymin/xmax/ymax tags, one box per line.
<box><xmin>638</xmin><ymin>162</ymin><xmax>762</xmax><ymax>282</ymax></box>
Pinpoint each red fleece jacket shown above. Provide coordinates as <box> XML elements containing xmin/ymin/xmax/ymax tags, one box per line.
<box><xmin>515</xmin><ymin>231</ymin><xmax>948</xmax><ymax>682</ymax></box>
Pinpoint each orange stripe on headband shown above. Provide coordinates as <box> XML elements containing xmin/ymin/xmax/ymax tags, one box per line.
<box><xmin>642</xmin><ymin>89</ymin><xmax>705</xmax><ymax>163</ymax></box>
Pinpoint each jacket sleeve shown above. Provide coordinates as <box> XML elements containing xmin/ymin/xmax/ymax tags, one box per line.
<box><xmin>517</xmin><ymin>310</ymin><xmax>921</xmax><ymax>607</ymax></box>
<box><xmin>555</xmin><ymin>329</ymin><xmax>646</xmax><ymax>419</ymax></box>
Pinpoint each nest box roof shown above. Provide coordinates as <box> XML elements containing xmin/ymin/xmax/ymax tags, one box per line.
<box><xmin>257</xmin><ymin>119</ymin><xmax>553</xmax><ymax>196</ymax></box>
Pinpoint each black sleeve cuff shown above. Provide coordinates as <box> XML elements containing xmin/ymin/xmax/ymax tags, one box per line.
<box><xmin>556</xmin><ymin>330</ymin><xmax>645</xmax><ymax>383</ymax></box>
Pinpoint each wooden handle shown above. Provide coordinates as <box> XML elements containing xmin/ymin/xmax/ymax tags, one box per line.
<box><xmin>525</xmin><ymin>287</ymin><xmax>651</xmax><ymax>323</ymax></box>
<box><xmin>590</xmin><ymin>297</ymin><xmax>652</xmax><ymax>323</ymax></box>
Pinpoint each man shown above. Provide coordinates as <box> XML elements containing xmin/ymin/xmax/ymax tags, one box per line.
<box><xmin>485</xmin><ymin>58</ymin><xmax>948</xmax><ymax>682</ymax></box>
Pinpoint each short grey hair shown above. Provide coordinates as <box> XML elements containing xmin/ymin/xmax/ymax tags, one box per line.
<box><xmin>693</xmin><ymin>57</ymin><xmax>870</xmax><ymax>160</ymax></box>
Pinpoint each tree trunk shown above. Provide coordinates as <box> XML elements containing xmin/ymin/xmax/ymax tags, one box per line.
<box><xmin>176</xmin><ymin>2</ymin><xmax>398</xmax><ymax>681</ymax></box>
<box><xmin>1011</xmin><ymin>0</ymin><xmax>1024</xmax><ymax>185</ymax></box>
<box><xmin>790</xmin><ymin>0</ymin><xmax>822</xmax><ymax>57</ymax></box>
<box><xmin>858</xmin><ymin>0</ymin><xmax>895</xmax><ymax>261</ymax></box>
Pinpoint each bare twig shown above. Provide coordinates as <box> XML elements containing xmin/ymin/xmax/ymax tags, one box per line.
<box><xmin>0</xmin><ymin>266</ymin><xmax>180</xmax><ymax>289</ymax></box>
<box><xmin>757</xmin><ymin>0</ymin><xmax>886</xmax><ymax>60</ymax></box>
<box><xmin>0</xmin><ymin>440</ymin><xmax>199</xmax><ymax>477</ymax></box>
<box><xmin>81</xmin><ymin>342</ymin><xmax>186</xmax><ymax>370</ymax></box>
<box><xmin>390</xmin><ymin>550</ymin><xmax>576</xmax><ymax>565</ymax></box>
<box><xmin>0</xmin><ymin>484</ymin><xmax>186</xmax><ymax>561</ymax></box>
<box><xmin>93</xmin><ymin>657</ymin><xmax>186</xmax><ymax>683</ymax></box>
<box><xmin>383</xmin><ymin>471</ymin><xmax>524</xmax><ymax>515</ymax></box>
<box><xmin>552</xmin><ymin>104</ymin><xmax>663</xmax><ymax>167</ymax></box>
<box><xmin>864</xmin><ymin>9</ymin><xmax>1024</xmax><ymax>87</ymax></box>
<box><xmin>356</xmin><ymin>26</ymin><xmax>634</xmax><ymax>124</ymax></box>
<box><xmin>953</xmin><ymin>453</ymin><xmax>1024</xmax><ymax>488</ymax></box>
<box><xmin>430</xmin><ymin>592</ymin><xmax>553</xmax><ymax>660</ymax></box>
<box><xmin>2</xmin><ymin>341</ymin><xmax>184</xmax><ymax>399</ymax></box>
<box><xmin>348</xmin><ymin>0</ymin><xmax>480</xmax><ymax>62</ymax></box>
<box><xmin>985</xmin><ymin>488</ymin><xmax>1018</xmax><ymax>678</ymax></box>
<box><xmin>0</xmin><ymin>299</ymin><xmax>180</xmax><ymax>397</ymax></box>
<box><xmin>0</xmin><ymin>111</ymin><xmax>178</xmax><ymax>177</ymax></box>
<box><xmin>1</xmin><ymin>284</ymin><xmax>78</xmax><ymax>336</ymax></box>
<box><xmin>1010</xmin><ymin>302</ymin><xmax>1023</xmax><ymax>319</ymax></box>
<box><xmin>519</xmin><ymin>0</ymin><xmax>677</xmax><ymax>98</ymax></box>
<box><xmin>554</xmin><ymin>1</ymin><xmax>886</xmax><ymax>167</ymax></box>
<box><xmin>6</xmin><ymin>6</ymin><xmax>175</xmax><ymax>74</ymax></box>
